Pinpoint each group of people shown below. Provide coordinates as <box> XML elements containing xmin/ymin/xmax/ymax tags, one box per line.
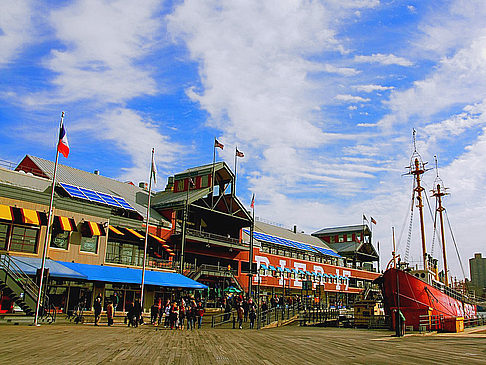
<box><xmin>222</xmin><ymin>295</ymin><xmax>257</xmax><ymax>329</ymax></box>
<box><xmin>150</xmin><ymin>298</ymin><xmax>204</xmax><ymax>330</ymax></box>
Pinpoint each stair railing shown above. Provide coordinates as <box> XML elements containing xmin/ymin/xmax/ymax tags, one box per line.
<box><xmin>0</xmin><ymin>254</ymin><xmax>55</xmax><ymax>322</ymax></box>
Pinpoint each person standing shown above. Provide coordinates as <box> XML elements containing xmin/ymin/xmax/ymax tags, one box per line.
<box><xmin>196</xmin><ymin>301</ymin><xmax>204</xmax><ymax>329</ymax></box>
<box><xmin>186</xmin><ymin>302</ymin><xmax>194</xmax><ymax>330</ymax></box>
<box><xmin>151</xmin><ymin>301</ymin><xmax>159</xmax><ymax>325</ymax></box>
<box><xmin>112</xmin><ymin>292</ymin><xmax>119</xmax><ymax>315</ymax></box>
<box><xmin>93</xmin><ymin>294</ymin><xmax>102</xmax><ymax>326</ymax></box>
<box><xmin>106</xmin><ymin>301</ymin><xmax>114</xmax><ymax>326</ymax></box>
<box><xmin>179</xmin><ymin>300</ymin><xmax>186</xmax><ymax>330</ymax></box>
<box><xmin>133</xmin><ymin>298</ymin><xmax>141</xmax><ymax>328</ymax></box>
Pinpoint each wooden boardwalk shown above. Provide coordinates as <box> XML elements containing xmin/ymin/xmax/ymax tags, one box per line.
<box><xmin>0</xmin><ymin>323</ymin><xmax>485</xmax><ymax>364</ymax></box>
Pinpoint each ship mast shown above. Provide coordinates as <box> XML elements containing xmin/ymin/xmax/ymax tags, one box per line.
<box><xmin>407</xmin><ymin>130</ymin><xmax>428</xmax><ymax>271</ymax></box>
<box><xmin>432</xmin><ymin>156</ymin><xmax>449</xmax><ymax>286</ymax></box>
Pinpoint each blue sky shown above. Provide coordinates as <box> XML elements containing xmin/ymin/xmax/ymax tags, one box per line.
<box><xmin>2</xmin><ymin>0</ymin><xmax>486</xmax><ymax>278</ymax></box>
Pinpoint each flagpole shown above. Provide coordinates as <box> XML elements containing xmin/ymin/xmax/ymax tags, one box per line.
<box><xmin>211</xmin><ymin>138</ymin><xmax>216</xmax><ymax>209</ymax></box>
<box><xmin>141</xmin><ymin>148</ymin><xmax>154</xmax><ymax>313</ymax></box>
<box><xmin>34</xmin><ymin>111</ymin><xmax>64</xmax><ymax>326</ymax></box>
<box><xmin>234</xmin><ymin>146</ymin><xmax>238</xmax><ymax>193</ymax></box>
<box><xmin>249</xmin><ymin>197</ymin><xmax>254</xmax><ymax>299</ymax></box>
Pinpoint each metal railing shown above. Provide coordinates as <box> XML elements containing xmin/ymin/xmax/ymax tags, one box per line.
<box><xmin>258</xmin><ymin>302</ymin><xmax>301</xmax><ymax>329</ymax></box>
<box><xmin>185</xmin><ymin>228</ymin><xmax>242</xmax><ymax>246</ymax></box>
<box><xmin>0</xmin><ymin>254</ymin><xmax>56</xmax><ymax>323</ymax></box>
<box><xmin>105</xmin><ymin>254</ymin><xmax>174</xmax><ymax>270</ymax></box>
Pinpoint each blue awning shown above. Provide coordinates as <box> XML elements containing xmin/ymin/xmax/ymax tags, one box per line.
<box><xmin>268</xmin><ymin>265</ymin><xmax>276</xmax><ymax>271</ymax></box>
<box><xmin>61</xmin><ymin>262</ymin><xmax>207</xmax><ymax>289</ymax></box>
<box><xmin>10</xmin><ymin>256</ymin><xmax>87</xmax><ymax>280</ymax></box>
<box><xmin>276</xmin><ymin>266</ymin><xmax>284</xmax><ymax>272</ymax></box>
<box><xmin>259</xmin><ymin>264</ymin><xmax>268</xmax><ymax>270</ymax></box>
<box><xmin>284</xmin><ymin>267</ymin><xmax>292</xmax><ymax>273</ymax></box>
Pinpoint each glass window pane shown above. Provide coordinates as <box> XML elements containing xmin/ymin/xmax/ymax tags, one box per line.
<box><xmin>50</xmin><ymin>231</ymin><xmax>69</xmax><ymax>249</ymax></box>
<box><xmin>10</xmin><ymin>226</ymin><xmax>38</xmax><ymax>253</ymax></box>
<box><xmin>80</xmin><ymin>236</ymin><xmax>98</xmax><ymax>253</ymax></box>
<box><xmin>0</xmin><ymin>223</ymin><xmax>9</xmax><ymax>250</ymax></box>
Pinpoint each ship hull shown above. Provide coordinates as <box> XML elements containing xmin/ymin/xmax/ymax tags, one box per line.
<box><xmin>381</xmin><ymin>268</ymin><xmax>477</xmax><ymax>331</ymax></box>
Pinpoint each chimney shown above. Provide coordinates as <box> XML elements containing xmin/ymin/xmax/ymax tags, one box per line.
<box><xmin>94</xmin><ymin>170</ymin><xmax>100</xmax><ymax>175</ymax></box>
<box><xmin>139</xmin><ymin>182</ymin><xmax>148</xmax><ymax>190</ymax></box>
<box><xmin>293</xmin><ymin>225</ymin><xmax>297</xmax><ymax>234</ymax></box>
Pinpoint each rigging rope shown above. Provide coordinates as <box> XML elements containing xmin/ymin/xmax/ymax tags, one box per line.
<box><xmin>444</xmin><ymin>209</ymin><xmax>466</xmax><ymax>280</ymax></box>
<box><xmin>403</xmin><ymin>179</ymin><xmax>416</xmax><ymax>262</ymax></box>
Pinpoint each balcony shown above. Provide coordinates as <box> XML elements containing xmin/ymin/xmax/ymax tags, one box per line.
<box><xmin>105</xmin><ymin>253</ymin><xmax>175</xmax><ymax>270</ymax></box>
<box><xmin>179</xmin><ymin>227</ymin><xmax>249</xmax><ymax>250</ymax></box>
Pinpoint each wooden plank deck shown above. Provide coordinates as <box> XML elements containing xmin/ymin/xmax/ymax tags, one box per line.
<box><xmin>0</xmin><ymin>323</ymin><xmax>485</xmax><ymax>364</ymax></box>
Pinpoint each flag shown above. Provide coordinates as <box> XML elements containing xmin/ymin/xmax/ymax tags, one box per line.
<box><xmin>371</xmin><ymin>217</ymin><xmax>377</xmax><ymax>225</ymax></box>
<box><xmin>151</xmin><ymin>152</ymin><xmax>157</xmax><ymax>184</ymax></box>
<box><xmin>236</xmin><ymin>148</ymin><xmax>244</xmax><ymax>158</ymax></box>
<box><xmin>363</xmin><ymin>214</ymin><xmax>368</xmax><ymax>222</ymax></box>
<box><xmin>214</xmin><ymin>139</ymin><xmax>224</xmax><ymax>150</ymax></box>
<box><xmin>57</xmin><ymin>121</ymin><xmax>70</xmax><ymax>158</ymax></box>
<box><xmin>250</xmin><ymin>194</ymin><xmax>255</xmax><ymax>209</ymax></box>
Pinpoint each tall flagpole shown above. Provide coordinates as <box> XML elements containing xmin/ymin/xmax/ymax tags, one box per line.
<box><xmin>211</xmin><ymin>138</ymin><xmax>216</xmax><ymax>209</ymax></box>
<box><xmin>248</xmin><ymin>195</ymin><xmax>255</xmax><ymax>299</ymax></box>
<box><xmin>34</xmin><ymin>111</ymin><xmax>64</xmax><ymax>326</ymax></box>
<box><xmin>234</xmin><ymin>146</ymin><xmax>238</xmax><ymax>192</ymax></box>
<box><xmin>141</xmin><ymin>148</ymin><xmax>155</xmax><ymax>313</ymax></box>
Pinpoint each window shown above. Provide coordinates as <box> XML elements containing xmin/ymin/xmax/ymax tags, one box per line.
<box><xmin>176</xmin><ymin>179</ymin><xmax>184</xmax><ymax>192</ymax></box>
<box><xmin>81</xmin><ymin>236</ymin><xmax>98</xmax><ymax>253</ymax></box>
<box><xmin>329</xmin><ymin>236</ymin><xmax>335</xmax><ymax>243</ymax></box>
<box><xmin>338</xmin><ymin>235</ymin><xmax>344</xmax><ymax>243</ymax></box>
<box><xmin>346</xmin><ymin>234</ymin><xmax>352</xmax><ymax>242</ymax></box>
<box><xmin>201</xmin><ymin>175</ymin><xmax>209</xmax><ymax>187</ymax></box>
<box><xmin>51</xmin><ymin>231</ymin><xmax>70</xmax><ymax>250</ymax></box>
<box><xmin>0</xmin><ymin>223</ymin><xmax>9</xmax><ymax>250</ymax></box>
<box><xmin>106</xmin><ymin>240</ymin><xmax>144</xmax><ymax>266</ymax></box>
<box><xmin>10</xmin><ymin>226</ymin><xmax>39</xmax><ymax>253</ymax></box>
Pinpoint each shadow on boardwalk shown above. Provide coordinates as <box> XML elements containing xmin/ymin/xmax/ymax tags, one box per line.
<box><xmin>0</xmin><ymin>324</ymin><xmax>485</xmax><ymax>364</ymax></box>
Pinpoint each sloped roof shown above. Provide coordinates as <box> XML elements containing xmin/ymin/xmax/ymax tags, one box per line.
<box><xmin>242</xmin><ymin>221</ymin><xmax>337</xmax><ymax>255</ymax></box>
<box><xmin>175</xmin><ymin>161</ymin><xmax>231</xmax><ymax>180</ymax></box>
<box><xmin>17</xmin><ymin>155</ymin><xmax>167</xmax><ymax>224</ymax></box>
<box><xmin>0</xmin><ymin>167</ymin><xmax>51</xmax><ymax>192</ymax></box>
<box><xmin>151</xmin><ymin>187</ymin><xmax>212</xmax><ymax>210</ymax></box>
<box><xmin>312</xmin><ymin>224</ymin><xmax>370</xmax><ymax>236</ymax></box>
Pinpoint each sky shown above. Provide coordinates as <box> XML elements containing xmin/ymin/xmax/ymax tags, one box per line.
<box><xmin>1</xmin><ymin>0</ymin><xmax>486</xmax><ymax>280</ymax></box>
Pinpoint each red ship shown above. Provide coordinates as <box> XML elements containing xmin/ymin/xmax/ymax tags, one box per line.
<box><xmin>380</xmin><ymin>133</ymin><xmax>477</xmax><ymax>332</ymax></box>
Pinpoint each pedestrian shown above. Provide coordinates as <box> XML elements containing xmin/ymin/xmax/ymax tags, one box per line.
<box><xmin>112</xmin><ymin>292</ymin><xmax>119</xmax><ymax>315</ymax></box>
<box><xmin>93</xmin><ymin>294</ymin><xmax>102</xmax><ymax>326</ymax></box>
<box><xmin>186</xmin><ymin>303</ymin><xmax>194</xmax><ymax>330</ymax></box>
<box><xmin>243</xmin><ymin>299</ymin><xmax>249</xmax><ymax>322</ymax></box>
<box><xmin>224</xmin><ymin>299</ymin><xmax>232</xmax><ymax>321</ymax></box>
<box><xmin>179</xmin><ymin>301</ymin><xmax>186</xmax><ymax>330</ymax></box>
<box><xmin>151</xmin><ymin>301</ymin><xmax>159</xmax><ymax>325</ymax></box>
<box><xmin>126</xmin><ymin>301</ymin><xmax>133</xmax><ymax>327</ymax></box>
<box><xmin>237</xmin><ymin>304</ymin><xmax>244</xmax><ymax>329</ymax></box>
<box><xmin>164</xmin><ymin>300</ymin><xmax>171</xmax><ymax>328</ymax></box>
<box><xmin>133</xmin><ymin>298</ymin><xmax>141</xmax><ymax>327</ymax></box>
<box><xmin>249</xmin><ymin>305</ymin><xmax>256</xmax><ymax>329</ymax></box>
<box><xmin>106</xmin><ymin>300</ymin><xmax>114</xmax><ymax>326</ymax></box>
<box><xmin>196</xmin><ymin>301</ymin><xmax>204</xmax><ymax>329</ymax></box>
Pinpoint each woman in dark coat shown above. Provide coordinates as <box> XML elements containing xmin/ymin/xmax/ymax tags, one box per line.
<box><xmin>93</xmin><ymin>294</ymin><xmax>102</xmax><ymax>326</ymax></box>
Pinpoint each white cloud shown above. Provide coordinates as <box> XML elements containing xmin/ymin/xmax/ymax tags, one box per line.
<box><xmin>407</xmin><ymin>5</ymin><xmax>416</xmax><ymax>13</ymax></box>
<box><xmin>348</xmin><ymin>105</ymin><xmax>358</xmax><ymax>110</ymax></box>
<box><xmin>0</xmin><ymin>0</ymin><xmax>33</xmax><ymax>67</ymax></box>
<box><xmin>87</xmin><ymin>108</ymin><xmax>181</xmax><ymax>183</ymax></box>
<box><xmin>354</xmin><ymin>84</ymin><xmax>394</xmax><ymax>93</ymax></box>
<box><xmin>354</xmin><ymin>53</ymin><xmax>413</xmax><ymax>66</ymax></box>
<box><xmin>24</xmin><ymin>0</ymin><xmax>161</xmax><ymax>105</ymax></box>
<box><xmin>335</xmin><ymin>94</ymin><xmax>370</xmax><ymax>103</ymax></box>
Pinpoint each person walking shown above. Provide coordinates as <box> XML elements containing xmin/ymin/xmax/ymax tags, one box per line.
<box><xmin>112</xmin><ymin>292</ymin><xmax>119</xmax><ymax>315</ymax></box>
<box><xmin>249</xmin><ymin>305</ymin><xmax>256</xmax><ymax>329</ymax></box>
<box><xmin>93</xmin><ymin>294</ymin><xmax>102</xmax><ymax>326</ymax></box>
<box><xmin>237</xmin><ymin>304</ymin><xmax>244</xmax><ymax>329</ymax></box>
<box><xmin>151</xmin><ymin>301</ymin><xmax>159</xmax><ymax>325</ymax></box>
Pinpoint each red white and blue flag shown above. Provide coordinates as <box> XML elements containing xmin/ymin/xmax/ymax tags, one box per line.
<box><xmin>214</xmin><ymin>139</ymin><xmax>224</xmax><ymax>150</ymax></box>
<box><xmin>57</xmin><ymin>122</ymin><xmax>70</xmax><ymax>158</ymax></box>
<box><xmin>250</xmin><ymin>194</ymin><xmax>255</xmax><ymax>209</ymax></box>
<box><xmin>236</xmin><ymin>148</ymin><xmax>244</xmax><ymax>158</ymax></box>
